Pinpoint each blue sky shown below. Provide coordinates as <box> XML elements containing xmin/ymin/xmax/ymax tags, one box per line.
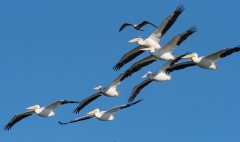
<box><xmin>1</xmin><ymin>0</ymin><xmax>240</xmax><ymax>141</ymax></box>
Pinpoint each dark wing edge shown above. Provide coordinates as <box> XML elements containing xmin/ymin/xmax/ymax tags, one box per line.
<box><xmin>73</xmin><ymin>93</ymin><xmax>102</xmax><ymax>114</ymax></box>
<box><xmin>139</xmin><ymin>21</ymin><xmax>158</xmax><ymax>28</ymax></box>
<box><xmin>121</xmin><ymin>55</ymin><xmax>157</xmax><ymax>80</ymax></box>
<box><xmin>120</xmin><ymin>99</ymin><xmax>143</xmax><ymax>109</ymax></box>
<box><xmin>4</xmin><ymin>111</ymin><xmax>35</xmax><ymax>131</ymax></box>
<box><xmin>119</xmin><ymin>23</ymin><xmax>133</xmax><ymax>32</ymax></box>
<box><xmin>60</xmin><ymin>100</ymin><xmax>79</xmax><ymax>105</ymax></box>
<box><xmin>112</xmin><ymin>47</ymin><xmax>145</xmax><ymax>71</ymax></box>
<box><xmin>220</xmin><ymin>45</ymin><xmax>240</xmax><ymax>58</ymax></box>
<box><xmin>170</xmin><ymin>51</ymin><xmax>192</xmax><ymax>66</ymax></box>
<box><xmin>176</xmin><ymin>26</ymin><xmax>197</xmax><ymax>46</ymax></box>
<box><xmin>58</xmin><ymin>115</ymin><xmax>95</xmax><ymax>125</ymax></box>
<box><xmin>128</xmin><ymin>79</ymin><xmax>153</xmax><ymax>103</ymax></box>
<box><xmin>164</xmin><ymin>61</ymin><xmax>196</xmax><ymax>74</ymax></box>
<box><xmin>160</xmin><ymin>4</ymin><xmax>185</xmax><ymax>38</ymax></box>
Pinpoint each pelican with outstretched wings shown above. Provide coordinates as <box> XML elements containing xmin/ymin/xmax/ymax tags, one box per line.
<box><xmin>4</xmin><ymin>100</ymin><xmax>79</xmax><ymax>130</ymax></box>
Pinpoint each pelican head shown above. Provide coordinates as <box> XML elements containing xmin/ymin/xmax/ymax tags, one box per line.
<box><xmin>142</xmin><ymin>71</ymin><xmax>152</xmax><ymax>78</ymax></box>
<box><xmin>87</xmin><ymin>108</ymin><xmax>100</xmax><ymax>115</ymax></box>
<box><xmin>26</xmin><ymin>104</ymin><xmax>40</xmax><ymax>110</ymax></box>
<box><xmin>128</xmin><ymin>36</ymin><xmax>143</xmax><ymax>43</ymax></box>
<box><xmin>93</xmin><ymin>86</ymin><xmax>102</xmax><ymax>90</ymax></box>
<box><xmin>182</xmin><ymin>53</ymin><xmax>198</xmax><ymax>59</ymax></box>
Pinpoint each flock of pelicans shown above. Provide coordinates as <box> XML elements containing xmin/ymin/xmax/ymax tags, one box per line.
<box><xmin>4</xmin><ymin>4</ymin><xmax>240</xmax><ymax>131</ymax></box>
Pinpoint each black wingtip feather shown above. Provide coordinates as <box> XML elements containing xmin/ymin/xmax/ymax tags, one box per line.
<box><xmin>112</xmin><ymin>64</ymin><xmax>121</xmax><ymax>71</ymax></box>
<box><xmin>73</xmin><ymin>108</ymin><xmax>80</xmax><ymax>114</ymax></box>
<box><xmin>175</xmin><ymin>4</ymin><xmax>185</xmax><ymax>13</ymax></box>
<box><xmin>189</xmin><ymin>26</ymin><xmax>197</xmax><ymax>33</ymax></box>
<box><xmin>4</xmin><ymin>125</ymin><xmax>11</xmax><ymax>131</ymax></box>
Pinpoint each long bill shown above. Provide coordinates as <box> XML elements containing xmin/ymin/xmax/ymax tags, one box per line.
<box><xmin>26</xmin><ymin>105</ymin><xmax>37</xmax><ymax>110</ymax></box>
<box><xmin>93</xmin><ymin>86</ymin><xmax>101</xmax><ymax>90</ymax></box>
<box><xmin>128</xmin><ymin>37</ymin><xmax>141</xmax><ymax>42</ymax></box>
<box><xmin>182</xmin><ymin>54</ymin><xmax>195</xmax><ymax>58</ymax></box>
<box><xmin>87</xmin><ymin>109</ymin><xmax>97</xmax><ymax>115</ymax></box>
<box><xmin>142</xmin><ymin>72</ymin><xmax>150</xmax><ymax>78</ymax></box>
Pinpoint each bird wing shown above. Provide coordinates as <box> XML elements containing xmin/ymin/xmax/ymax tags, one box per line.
<box><xmin>107</xmin><ymin>72</ymin><xmax>126</xmax><ymax>89</ymax></box>
<box><xmin>73</xmin><ymin>92</ymin><xmax>102</xmax><ymax>114</ymax></box>
<box><xmin>128</xmin><ymin>79</ymin><xmax>153</xmax><ymax>102</ymax></box>
<box><xmin>219</xmin><ymin>45</ymin><xmax>240</xmax><ymax>58</ymax></box>
<box><xmin>4</xmin><ymin>111</ymin><xmax>36</xmax><ymax>130</ymax></box>
<box><xmin>164</xmin><ymin>60</ymin><xmax>196</xmax><ymax>74</ymax></box>
<box><xmin>205</xmin><ymin>46</ymin><xmax>240</xmax><ymax>62</ymax></box>
<box><xmin>105</xmin><ymin>99</ymin><xmax>143</xmax><ymax>114</ymax></box>
<box><xmin>119</xmin><ymin>23</ymin><xmax>134</xmax><ymax>32</ymax></box>
<box><xmin>148</xmin><ymin>4</ymin><xmax>184</xmax><ymax>43</ymax></box>
<box><xmin>113</xmin><ymin>45</ymin><xmax>145</xmax><ymax>71</ymax></box>
<box><xmin>58</xmin><ymin>115</ymin><xmax>95</xmax><ymax>125</ymax></box>
<box><xmin>138</xmin><ymin>21</ymin><xmax>157</xmax><ymax>28</ymax></box>
<box><xmin>157</xmin><ymin>52</ymin><xmax>192</xmax><ymax>74</ymax></box>
<box><xmin>155</xmin><ymin>59</ymin><xmax>176</xmax><ymax>74</ymax></box>
<box><xmin>122</xmin><ymin>55</ymin><xmax>157</xmax><ymax>79</ymax></box>
<box><xmin>45</xmin><ymin>100</ymin><xmax>79</xmax><ymax>110</ymax></box>
<box><xmin>161</xmin><ymin>26</ymin><xmax>197</xmax><ymax>53</ymax></box>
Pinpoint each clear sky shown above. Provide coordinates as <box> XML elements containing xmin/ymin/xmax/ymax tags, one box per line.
<box><xmin>1</xmin><ymin>0</ymin><xmax>240</xmax><ymax>141</ymax></box>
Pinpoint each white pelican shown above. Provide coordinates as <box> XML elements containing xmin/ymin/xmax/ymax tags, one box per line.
<box><xmin>119</xmin><ymin>21</ymin><xmax>157</xmax><ymax>32</ymax></box>
<box><xmin>164</xmin><ymin>45</ymin><xmax>240</xmax><ymax>73</ymax></box>
<box><xmin>73</xmin><ymin>73</ymin><xmax>127</xmax><ymax>114</ymax></box>
<box><xmin>4</xmin><ymin>100</ymin><xmax>79</xmax><ymax>130</ymax></box>
<box><xmin>113</xmin><ymin>4</ymin><xmax>185</xmax><ymax>71</ymax></box>
<box><xmin>128</xmin><ymin>53</ymin><xmax>188</xmax><ymax>102</ymax></box>
<box><xmin>59</xmin><ymin>99</ymin><xmax>142</xmax><ymax>124</ymax></box>
<box><xmin>122</xmin><ymin>26</ymin><xmax>196</xmax><ymax>78</ymax></box>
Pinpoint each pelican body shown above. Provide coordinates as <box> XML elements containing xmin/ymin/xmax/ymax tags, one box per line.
<box><xmin>87</xmin><ymin>109</ymin><xmax>115</xmax><ymax>121</ymax></box>
<box><xmin>143</xmin><ymin>71</ymin><xmax>172</xmax><ymax>82</ymax></box>
<box><xmin>59</xmin><ymin>99</ymin><xmax>143</xmax><ymax>125</ymax></box>
<box><xmin>73</xmin><ymin>73</ymin><xmax>127</xmax><ymax>114</ymax></box>
<box><xmin>142</xmin><ymin>46</ymin><xmax>175</xmax><ymax>60</ymax></box>
<box><xmin>94</xmin><ymin>85</ymin><xmax>119</xmax><ymax>97</ymax></box>
<box><xmin>129</xmin><ymin>36</ymin><xmax>161</xmax><ymax>49</ymax></box>
<box><xmin>30</xmin><ymin>105</ymin><xmax>55</xmax><ymax>117</ymax></box>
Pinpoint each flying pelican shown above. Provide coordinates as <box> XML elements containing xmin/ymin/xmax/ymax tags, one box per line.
<box><xmin>128</xmin><ymin>53</ymin><xmax>188</xmax><ymax>102</ymax></box>
<box><xmin>59</xmin><ymin>99</ymin><xmax>142</xmax><ymax>124</ymax></box>
<box><xmin>4</xmin><ymin>100</ymin><xmax>79</xmax><ymax>130</ymax></box>
<box><xmin>164</xmin><ymin>45</ymin><xmax>240</xmax><ymax>73</ymax></box>
<box><xmin>73</xmin><ymin>73</ymin><xmax>127</xmax><ymax>114</ymax></box>
<box><xmin>113</xmin><ymin>4</ymin><xmax>185</xmax><ymax>71</ymax></box>
<box><xmin>119</xmin><ymin>21</ymin><xmax>157</xmax><ymax>32</ymax></box>
<box><xmin>122</xmin><ymin>26</ymin><xmax>196</xmax><ymax>78</ymax></box>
